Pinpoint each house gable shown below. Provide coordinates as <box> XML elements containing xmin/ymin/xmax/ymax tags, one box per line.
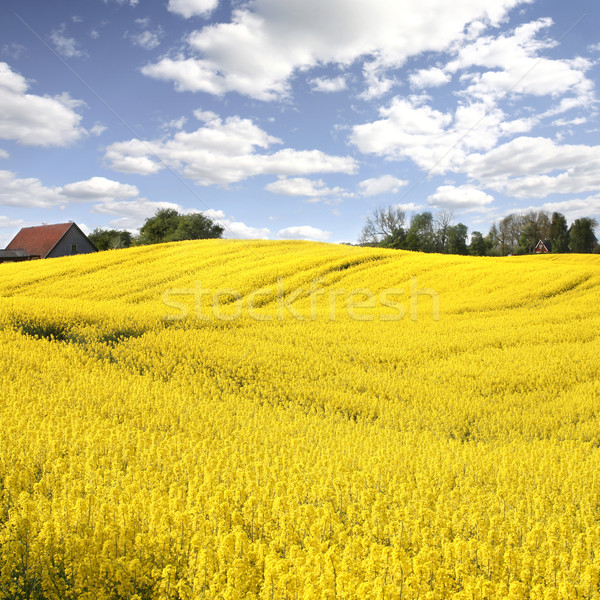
<box><xmin>6</xmin><ymin>223</ymin><xmax>97</xmax><ymax>259</ymax></box>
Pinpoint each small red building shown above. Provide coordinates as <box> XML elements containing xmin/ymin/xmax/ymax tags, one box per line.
<box><xmin>533</xmin><ymin>239</ymin><xmax>550</xmax><ymax>254</ymax></box>
<box><xmin>1</xmin><ymin>222</ymin><xmax>97</xmax><ymax>263</ymax></box>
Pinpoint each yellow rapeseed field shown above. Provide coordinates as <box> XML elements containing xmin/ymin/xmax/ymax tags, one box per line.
<box><xmin>0</xmin><ymin>240</ymin><xmax>599</xmax><ymax>600</ymax></box>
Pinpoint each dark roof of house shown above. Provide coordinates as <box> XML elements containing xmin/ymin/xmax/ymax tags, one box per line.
<box><xmin>0</xmin><ymin>249</ymin><xmax>30</xmax><ymax>258</ymax></box>
<box><xmin>6</xmin><ymin>223</ymin><xmax>77</xmax><ymax>258</ymax></box>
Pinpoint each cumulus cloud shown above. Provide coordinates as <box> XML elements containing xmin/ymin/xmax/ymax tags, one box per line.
<box><xmin>0</xmin><ymin>63</ymin><xmax>86</xmax><ymax>146</ymax></box>
<box><xmin>128</xmin><ymin>28</ymin><xmax>163</xmax><ymax>50</ymax></box>
<box><xmin>167</xmin><ymin>0</ymin><xmax>219</xmax><ymax>18</ymax></box>
<box><xmin>277</xmin><ymin>225</ymin><xmax>331</xmax><ymax>242</ymax></box>
<box><xmin>0</xmin><ymin>171</ymin><xmax>63</xmax><ymax>208</ymax></box>
<box><xmin>61</xmin><ymin>177</ymin><xmax>139</xmax><ymax>200</ymax></box>
<box><xmin>358</xmin><ymin>175</ymin><xmax>409</xmax><ymax>197</ymax></box>
<box><xmin>446</xmin><ymin>18</ymin><xmax>594</xmax><ymax>105</ymax></box>
<box><xmin>427</xmin><ymin>184</ymin><xmax>494</xmax><ymax>210</ymax></box>
<box><xmin>463</xmin><ymin>136</ymin><xmax>600</xmax><ymax>198</ymax></box>
<box><xmin>91</xmin><ymin>199</ymin><xmax>181</xmax><ymax>229</ymax></box>
<box><xmin>142</xmin><ymin>0</ymin><xmax>526</xmax><ymax>100</ymax></box>
<box><xmin>265</xmin><ymin>177</ymin><xmax>347</xmax><ymax>202</ymax></box>
<box><xmin>105</xmin><ymin>113</ymin><xmax>357</xmax><ymax>185</ymax></box>
<box><xmin>518</xmin><ymin>195</ymin><xmax>600</xmax><ymax>222</ymax></box>
<box><xmin>0</xmin><ymin>171</ymin><xmax>142</xmax><ymax>210</ymax></box>
<box><xmin>90</xmin><ymin>123</ymin><xmax>107</xmax><ymax>136</ymax></box>
<box><xmin>0</xmin><ymin>216</ymin><xmax>25</xmax><ymax>229</ymax></box>
<box><xmin>309</xmin><ymin>76</ymin><xmax>347</xmax><ymax>93</ymax></box>
<box><xmin>202</xmin><ymin>209</ymin><xmax>270</xmax><ymax>239</ymax></box>
<box><xmin>0</xmin><ymin>149</ymin><xmax>8</xmax><ymax>159</ymax></box>
<box><xmin>351</xmin><ymin>97</ymin><xmax>528</xmax><ymax>174</ymax></box>
<box><xmin>409</xmin><ymin>67</ymin><xmax>451</xmax><ymax>89</ymax></box>
<box><xmin>103</xmin><ymin>0</ymin><xmax>138</xmax><ymax>5</ymax></box>
<box><xmin>50</xmin><ymin>25</ymin><xmax>88</xmax><ymax>59</ymax></box>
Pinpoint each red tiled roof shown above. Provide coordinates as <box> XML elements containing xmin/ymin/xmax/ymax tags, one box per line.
<box><xmin>6</xmin><ymin>223</ymin><xmax>74</xmax><ymax>258</ymax></box>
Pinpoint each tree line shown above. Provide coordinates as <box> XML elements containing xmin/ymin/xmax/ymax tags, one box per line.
<box><xmin>359</xmin><ymin>207</ymin><xmax>599</xmax><ymax>255</ymax></box>
<box><xmin>89</xmin><ymin>209</ymin><xmax>224</xmax><ymax>251</ymax></box>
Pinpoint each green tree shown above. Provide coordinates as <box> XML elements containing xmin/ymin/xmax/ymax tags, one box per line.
<box><xmin>446</xmin><ymin>223</ymin><xmax>468</xmax><ymax>255</ymax></box>
<box><xmin>570</xmin><ymin>218</ymin><xmax>598</xmax><ymax>253</ymax></box>
<box><xmin>169</xmin><ymin>212</ymin><xmax>225</xmax><ymax>242</ymax></box>
<box><xmin>88</xmin><ymin>228</ymin><xmax>133</xmax><ymax>251</ymax></box>
<box><xmin>469</xmin><ymin>231</ymin><xmax>488</xmax><ymax>256</ymax></box>
<box><xmin>403</xmin><ymin>211</ymin><xmax>435</xmax><ymax>252</ymax></box>
<box><xmin>518</xmin><ymin>210</ymin><xmax>551</xmax><ymax>254</ymax></box>
<box><xmin>549</xmin><ymin>212</ymin><xmax>569</xmax><ymax>253</ymax></box>
<box><xmin>138</xmin><ymin>209</ymin><xmax>224</xmax><ymax>245</ymax></box>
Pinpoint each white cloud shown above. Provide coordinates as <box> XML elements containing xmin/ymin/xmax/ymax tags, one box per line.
<box><xmin>309</xmin><ymin>76</ymin><xmax>347</xmax><ymax>93</ymax></box>
<box><xmin>277</xmin><ymin>225</ymin><xmax>331</xmax><ymax>242</ymax></box>
<box><xmin>265</xmin><ymin>177</ymin><xmax>346</xmax><ymax>200</ymax></box>
<box><xmin>200</xmin><ymin>209</ymin><xmax>270</xmax><ymax>239</ymax></box>
<box><xmin>103</xmin><ymin>0</ymin><xmax>138</xmax><ymax>5</ymax></box>
<box><xmin>50</xmin><ymin>25</ymin><xmax>88</xmax><ymax>59</ymax></box>
<box><xmin>0</xmin><ymin>171</ymin><xmax>143</xmax><ymax>210</ymax></box>
<box><xmin>351</xmin><ymin>97</ymin><xmax>523</xmax><ymax>174</ymax></box>
<box><xmin>551</xmin><ymin>117</ymin><xmax>587</xmax><ymax>128</ymax></box>
<box><xmin>427</xmin><ymin>184</ymin><xmax>494</xmax><ymax>210</ymax></box>
<box><xmin>162</xmin><ymin>116</ymin><xmax>188</xmax><ymax>130</ymax></box>
<box><xmin>1</xmin><ymin>43</ymin><xmax>26</xmax><ymax>60</ymax></box>
<box><xmin>409</xmin><ymin>67</ymin><xmax>451</xmax><ymax>89</ymax></box>
<box><xmin>167</xmin><ymin>0</ymin><xmax>219</xmax><ymax>18</ymax></box>
<box><xmin>92</xmin><ymin>199</ymin><xmax>181</xmax><ymax>230</ymax></box>
<box><xmin>394</xmin><ymin>202</ymin><xmax>423</xmax><ymax>212</ymax></box>
<box><xmin>0</xmin><ymin>149</ymin><xmax>8</xmax><ymax>159</ymax></box>
<box><xmin>0</xmin><ymin>216</ymin><xmax>24</xmax><ymax>229</ymax></box>
<box><xmin>105</xmin><ymin>113</ymin><xmax>357</xmax><ymax>185</ymax></box>
<box><xmin>0</xmin><ymin>170</ymin><xmax>63</xmax><ymax>208</ymax></box>
<box><xmin>61</xmin><ymin>177</ymin><xmax>139</xmax><ymax>200</ymax></box>
<box><xmin>511</xmin><ymin>195</ymin><xmax>600</xmax><ymax>223</ymax></box>
<box><xmin>90</xmin><ymin>123</ymin><xmax>107</xmax><ymax>136</ymax></box>
<box><xmin>446</xmin><ymin>18</ymin><xmax>594</xmax><ymax>104</ymax></box>
<box><xmin>143</xmin><ymin>0</ymin><xmax>526</xmax><ymax>100</ymax></box>
<box><xmin>463</xmin><ymin>136</ymin><xmax>600</xmax><ymax>198</ymax></box>
<box><xmin>0</xmin><ymin>63</ymin><xmax>86</xmax><ymax>147</ymax></box>
<box><xmin>358</xmin><ymin>175</ymin><xmax>408</xmax><ymax>197</ymax></box>
<box><xmin>128</xmin><ymin>28</ymin><xmax>163</xmax><ymax>50</ymax></box>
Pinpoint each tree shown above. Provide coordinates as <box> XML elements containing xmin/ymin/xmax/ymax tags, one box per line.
<box><xmin>485</xmin><ymin>224</ymin><xmax>501</xmax><ymax>256</ymax></box>
<box><xmin>88</xmin><ymin>228</ymin><xmax>133</xmax><ymax>251</ymax></box>
<box><xmin>549</xmin><ymin>212</ymin><xmax>570</xmax><ymax>253</ymax></box>
<box><xmin>469</xmin><ymin>231</ymin><xmax>488</xmax><ymax>256</ymax></box>
<box><xmin>138</xmin><ymin>209</ymin><xmax>224</xmax><ymax>245</ymax></box>
<box><xmin>570</xmin><ymin>218</ymin><xmax>598</xmax><ymax>253</ymax></box>
<box><xmin>517</xmin><ymin>210</ymin><xmax>551</xmax><ymax>254</ymax></box>
<box><xmin>403</xmin><ymin>211</ymin><xmax>435</xmax><ymax>252</ymax></box>
<box><xmin>169</xmin><ymin>212</ymin><xmax>225</xmax><ymax>242</ymax></box>
<box><xmin>446</xmin><ymin>223</ymin><xmax>468</xmax><ymax>255</ymax></box>
<box><xmin>138</xmin><ymin>208</ymin><xmax>181</xmax><ymax>245</ymax></box>
<box><xmin>434</xmin><ymin>210</ymin><xmax>454</xmax><ymax>253</ymax></box>
<box><xmin>358</xmin><ymin>206</ymin><xmax>406</xmax><ymax>245</ymax></box>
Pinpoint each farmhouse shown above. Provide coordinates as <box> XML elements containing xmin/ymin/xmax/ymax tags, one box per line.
<box><xmin>0</xmin><ymin>222</ymin><xmax>97</xmax><ymax>263</ymax></box>
<box><xmin>534</xmin><ymin>239</ymin><xmax>551</xmax><ymax>254</ymax></box>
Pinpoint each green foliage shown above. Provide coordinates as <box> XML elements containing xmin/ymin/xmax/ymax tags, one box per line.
<box><xmin>138</xmin><ymin>209</ymin><xmax>224</xmax><ymax>245</ymax></box>
<box><xmin>402</xmin><ymin>211</ymin><xmax>435</xmax><ymax>252</ymax></box>
<box><xmin>469</xmin><ymin>231</ymin><xmax>489</xmax><ymax>256</ymax></box>
<box><xmin>549</xmin><ymin>212</ymin><xmax>570</xmax><ymax>253</ymax></box>
<box><xmin>88</xmin><ymin>228</ymin><xmax>133</xmax><ymax>251</ymax></box>
<box><xmin>570</xmin><ymin>218</ymin><xmax>598</xmax><ymax>253</ymax></box>
<box><xmin>446</xmin><ymin>223</ymin><xmax>468</xmax><ymax>255</ymax></box>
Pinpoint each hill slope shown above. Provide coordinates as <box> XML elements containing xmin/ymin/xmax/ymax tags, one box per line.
<box><xmin>1</xmin><ymin>241</ymin><xmax>599</xmax><ymax>599</ymax></box>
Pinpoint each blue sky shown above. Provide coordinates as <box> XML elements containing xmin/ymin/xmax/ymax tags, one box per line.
<box><xmin>1</xmin><ymin>0</ymin><xmax>599</xmax><ymax>245</ymax></box>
